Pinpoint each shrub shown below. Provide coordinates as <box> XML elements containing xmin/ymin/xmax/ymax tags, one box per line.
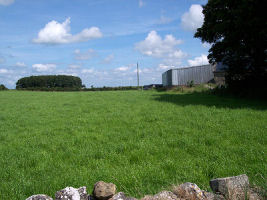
<box><xmin>187</xmin><ymin>80</ymin><xmax>194</xmax><ymax>88</ymax></box>
<box><xmin>0</xmin><ymin>84</ymin><xmax>8</xmax><ymax>90</ymax></box>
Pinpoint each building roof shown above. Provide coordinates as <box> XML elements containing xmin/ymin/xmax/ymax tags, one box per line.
<box><xmin>163</xmin><ymin>64</ymin><xmax>212</xmax><ymax>73</ymax></box>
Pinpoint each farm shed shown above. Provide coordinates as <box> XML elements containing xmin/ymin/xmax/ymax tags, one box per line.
<box><xmin>162</xmin><ymin>64</ymin><xmax>214</xmax><ymax>86</ymax></box>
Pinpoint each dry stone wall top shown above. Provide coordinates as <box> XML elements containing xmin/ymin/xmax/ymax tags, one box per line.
<box><xmin>25</xmin><ymin>174</ymin><xmax>264</xmax><ymax>200</ymax></box>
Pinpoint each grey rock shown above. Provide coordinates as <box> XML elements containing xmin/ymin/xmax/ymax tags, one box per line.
<box><xmin>88</xmin><ymin>195</ymin><xmax>96</xmax><ymax>200</ymax></box>
<box><xmin>26</xmin><ymin>194</ymin><xmax>53</xmax><ymax>200</ymax></box>
<box><xmin>248</xmin><ymin>188</ymin><xmax>264</xmax><ymax>200</ymax></box>
<box><xmin>141</xmin><ymin>191</ymin><xmax>180</xmax><ymax>200</ymax></box>
<box><xmin>140</xmin><ymin>195</ymin><xmax>154</xmax><ymax>200</ymax></box>
<box><xmin>248</xmin><ymin>192</ymin><xmax>262</xmax><ymax>200</ymax></box>
<box><xmin>55</xmin><ymin>186</ymin><xmax>88</xmax><ymax>200</ymax></box>
<box><xmin>202</xmin><ymin>191</ymin><xmax>225</xmax><ymax>200</ymax></box>
<box><xmin>172</xmin><ymin>182</ymin><xmax>206</xmax><ymax>200</ymax></box>
<box><xmin>93</xmin><ymin>181</ymin><xmax>116</xmax><ymax>200</ymax></box>
<box><xmin>109</xmin><ymin>192</ymin><xmax>137</xmax><ymax>200</ymax></box>
<box><xmin>209</xmin><ymin>174</ymin><xmax>249</xmax><ymax>199</ymax></box>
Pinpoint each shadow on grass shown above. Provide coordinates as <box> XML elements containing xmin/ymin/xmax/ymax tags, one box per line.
<box><xmin>153</xmin><ymin>91</ymin><xmax>267</xmax><ymax>110</ymax></box>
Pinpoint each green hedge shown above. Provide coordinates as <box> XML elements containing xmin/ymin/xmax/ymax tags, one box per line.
<box><xmin>83</xmin><ymin>86</ymin><xmax>139</xmax><ymax>91</ymax></box>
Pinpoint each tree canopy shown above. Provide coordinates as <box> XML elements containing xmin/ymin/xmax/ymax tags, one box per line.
<box><xmin>16</xmin><ymin>75</ymin><xmax>82</xmax><ymax>90</ymax></box>
<box><xmin>195</xmin><ymin>0</ymin><xmax>267</xmax><ymax>92</ymax></box>
<box><xmin>0</xmin><ymin>84</ymin><xmax>8</xmax><ymax>90</ymax></box>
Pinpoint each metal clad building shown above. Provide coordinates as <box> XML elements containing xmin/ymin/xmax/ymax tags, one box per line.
<box><xmin>162</xmin><ymin>64</ymin><xmax>214</xmax><ymax>86</ymax></box>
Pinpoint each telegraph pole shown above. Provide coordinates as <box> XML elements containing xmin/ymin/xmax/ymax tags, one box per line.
<box><xmin>137</xmin><ymin>62</ymin><xmax>140</xmax><ymax>89</ymax></box>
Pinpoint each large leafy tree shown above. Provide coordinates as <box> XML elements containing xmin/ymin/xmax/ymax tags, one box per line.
<box><xmin>195</xmin><ymin>0</ymin><xmax>267</xmax><ymax>90</ymax></box>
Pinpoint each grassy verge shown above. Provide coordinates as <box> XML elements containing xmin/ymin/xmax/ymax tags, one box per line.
<box><xmin>0</xmin><ymin>90</ymin><xmax>266</xmax><ymax>199</ymax></box>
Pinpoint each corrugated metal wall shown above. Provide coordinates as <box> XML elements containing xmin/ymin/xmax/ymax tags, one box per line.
<box><xmin>162</xmin><ymin>64</ymin><xmax>214</xmax><ymax>86</ymax></box>
<box><xmin>162</xmin><ymin>71</ymin><xmax>168</xmax><ymax>86</ymax></box>
<box><xmin>162</xmin><ymin>70</ymin><xmax>173</xmax><ymax>86</ymax></box>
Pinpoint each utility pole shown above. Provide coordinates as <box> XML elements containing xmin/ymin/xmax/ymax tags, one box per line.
<box><xmin>137</xmin><ymin>62</ymin><xmax>140</xmax><ymax>89</ymax></box>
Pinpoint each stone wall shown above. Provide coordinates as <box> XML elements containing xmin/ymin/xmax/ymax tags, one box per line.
<box><xmin>26</xmin><ymin>174</ymin><xmax>264</xmax><ymax>200</ymax></box>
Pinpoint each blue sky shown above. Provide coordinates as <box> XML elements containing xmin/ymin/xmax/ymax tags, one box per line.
<box><xmin>0</xmin><ymin>0</ymin><xmax>209</xmax><ymax>88</ymax></box>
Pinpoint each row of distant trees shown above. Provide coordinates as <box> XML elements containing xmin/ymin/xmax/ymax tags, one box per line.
<box><xmin>0</xmin><ymin>84</ymin><xmax>8</xmax><ymax>90</ymax></box>
<box><xmin>14</xmin><ymin>75</ymin><xmax>140</xmax><ymax>91</ymax></box>
<box><xmin>1</xmin><ymin>75</ymin><xmax>140</xmax><ymax>91</ymax></box>
<box><xmin>16</xmin><ymin>75</ymin><xmax>83</xmax><ymax>91</ymax></box>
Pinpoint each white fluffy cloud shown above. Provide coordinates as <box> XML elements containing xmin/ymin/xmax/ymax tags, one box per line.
<box><xmin>15</xmin><ymin>62</ymin><xmax>26</xmax><ymax>67</ymax></box>
<box><xmin>0</xmin><ymin>68</ymin><xmax>27</xmax><ymax>88</ymax></box>
<box><xmin>0</xmin><ymin>0</ymin><xmax>14</xmax><ymax>6</ymax></box>
<box><xmin>164</xmin><ymin>50</ymin><xmax>187</xmax><ymax>66</ymax></box>
<box><xmin>115</xmin><ymin>66</ymin><xmax>131</xmax><ymax>72</ymax></box>
<box><xmin>74</xmin><ymin>49</ymin><xmax>96</xmax><ymax>60</ymax></box>
<box><xmin>0</xmin><ymin>68</ymin><xmax>8</xmax><ymax>74</ymax></box>
<box><xmin>33</xmin><ymin>18</ymin><xmax>103</xmax><ymax>44</ymax></box>
<box><xmin>68</xmin><ymin>64</ymin><xmax>81</xmax><ymax>69</ymax></box>
<box><xmin>135</xmin><ymin>31</ymin><xmax>182</xmax><ymax>58</ymax></box>
<box><xmin>82</xmin><ymin>68</ymin><xmax>94</xmax><ymax>73</ymax></box>
<box><xmin>202</xmin><ymin>42</ymin><xmax>211</xmax><ymax>49</ymax></box>
<box><xmin>157</xmin><ymin>64</ymin><xmax>175</xmax><ymax>71</ymax></box>
<box><xmin>188</xmin><ymin>54</ymin><xmax>209</xmax><ymax>66</ymax></box>
<box><xmin>32</xmin><ymin>64</ymin><xmax>56</xmax><ymax>72</ymax></box>
<box><xmin>135</xmin><ymin>31</ymin><xmax>186</xmax><ymax>67</ymax></box>
<box><xmin>181</xmin><ymin>4</ymin><xmax>204</xmax><ymax>31</ymax></box>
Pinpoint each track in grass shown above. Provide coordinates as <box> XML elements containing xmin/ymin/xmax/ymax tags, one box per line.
<box><xmin>0</xmin><ymin>90</ymin><xmax>266</xmax><ymax>199</ymax></box>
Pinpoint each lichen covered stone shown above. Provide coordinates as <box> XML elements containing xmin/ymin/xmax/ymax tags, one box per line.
<box><xmin>26</xmin><ymin>194</ymin><xmax>53</xmax><ymax>200</ymax></box>
<box><xmin>55</xmin><ymin>186</ymin><xmax>87</xmax><ymax>200</ymax></box>
<box><xmin>172</xmin><ymin>182</ymin><xmax>206</xmax><ymax>200</ymax></box>
<box><xmin>93</xmin><ymin>181</ymin><xmax>116</xmax><ymax>200</ymax></box>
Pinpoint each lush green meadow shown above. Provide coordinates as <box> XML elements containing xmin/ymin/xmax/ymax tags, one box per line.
<box><xmin>0</xmin><ymin>90</ymin><xmax>266</xmax><ymax>199</ymax></box>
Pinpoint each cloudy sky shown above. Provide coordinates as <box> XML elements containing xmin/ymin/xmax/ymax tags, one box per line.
<box><xmin>0</xmin><ymin>0</ymin><xmax>209</xmax><ymax>88</ymax></box>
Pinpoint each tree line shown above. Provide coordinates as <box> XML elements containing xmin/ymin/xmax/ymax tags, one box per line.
<box><xmin>16</xmin><ymin>75</ymin><xmax>83</xmax><ymax>91</ymax></box>
<box><xmin>0</xmin><ymin>84</ymin><xmax>8</xmax><ymax>90</ymax></box>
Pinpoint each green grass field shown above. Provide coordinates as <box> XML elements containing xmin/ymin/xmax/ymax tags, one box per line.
<box><xmin>0</xmin><ymin>90</ymin><xmax>266</xmax><ymax>199</ymax></box>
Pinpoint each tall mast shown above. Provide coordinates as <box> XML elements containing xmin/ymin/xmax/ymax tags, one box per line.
<box><xmin>137</xmin><ymin>62</ymin><xmax>140</xmax><ymax>88</ymax></box>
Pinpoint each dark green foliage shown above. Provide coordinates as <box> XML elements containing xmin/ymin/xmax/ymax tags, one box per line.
<box><xmin>83</xmin><ymin>86</ymin><xmax>138</xmax><ymax>91</ymax></box>
<box><xmin>16</xmin><ymin>75</ymin><xmax>82</xmax><ymax>91</ymax></box>
<box><xmin>195</xmin><ymin>0</ymin><xmax>267</xmax><ymax>94</ymax></box>
<box><xmin>0</xmin><ymin>84</ymin><xmax>8</xmax><ymax>90</ymax></box>
<box><xmin>187</xmin><ymin>80</ymin><xmax>194</xmax><ymax>88</ymax></box>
